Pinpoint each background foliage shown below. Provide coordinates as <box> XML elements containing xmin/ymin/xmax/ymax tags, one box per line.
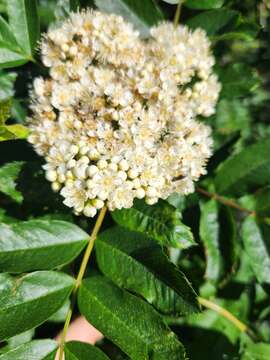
<box><xmin>0</xmin><ymin>0</ymin><xmax>269</xmax><ymax>359</ymax></box>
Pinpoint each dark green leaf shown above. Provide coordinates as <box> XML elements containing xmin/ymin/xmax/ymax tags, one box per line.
<box><xmin>216</xmin><ymin>20</ymin><xmax>260</xmax><ymax>41</ymax></box>
<box><xmin>95</xmin><ymin>0</ymin><xmax>164</xmax><ymax>37</ymax></box>
<box><xmin>0</xmin><ymin>16</ymin><xmax>28</xmax><ymax>69</ymax></box>
<box><xmin>166</xmin><ymin>193</ymin><xmax>186</xmax><ymax>212</ymax></box>
<box><xmin>112</xmin><ymin>199</ymin><xmax>195</xmax><ymax>249</ymax></box>
<box><xmin>200</xmin><ymin>200</ymin><xmax>237</xmax><ymax>285</ymax></box>
<box><xmin>215</xmin><ymin>138</ymin><xmax>270</xmax><ymax>196</ymax></box>
<box><xmin>255</xmin><ymin>187</ymin><xmax>270</xmax><ymax>217</ymax></box>
<box><xmin>242</xmin><ymin>217</ymin><xmax>270</xmax><ymax>286</ymax></box>
<box><xmin>65</xmin><ymin>341</ymin><xmax>110</xmax><ymax>360</ymax></box>
<box><xmin>241</xmin><ymin>342</ymin><xmax>270</xmax><ymax>360</ymax></box>
<box><xmin>0</xmin><ymin>45</ymin><xmax>28</xmax><ymax>69</ymax></box>
<box><xmin>0</xmin><ymin>161</ymin><xmax>24</xmax><ymax>203</ymax></box>
<box><xmin>0</xmin><ymin>329</ymin><xmax>34</xmax><ymax>355</ymax></box>
<box><xmin>218</xmin><ymin>63</ymin><xmax>260</xmax><ymax>99</ymax></box>
<box><xmin>0</xmin><ymin>219</ymin><xmax>88</xmax><ymax>272</ymax></box>
<box><xmin>96</xmin><ymin>226</ymin><xmax>199</xmax><ymax>315</ymax></box>
<box><xmin>7</xmin><ymin>0</ymin><xmax>40</xmax><ymax>57</ymax></box>
<box><xmin>49</xmin><ymin>299</ymin><xmax>70</xmax><ymax>323</ymax></box>
<box><xmin>206</xmin><ymin>131</ymin><xmax>241</xmax><ymax>175</ymax></box>
<box><xmin>70</xmin><ymin>0</ymin><xmax>80</xmax><ymax>11</ymax></box>
<box><xmin>219</xmin><ymin>205</ymin><xmax>238</xmax><ymax>281</ymax></box>
<box><xmin>0</xmin><ymin>15</ymin><xmax>20</xmax><ymax>47</ymax></box>
<box><xmin>187</xmin><ymin>9</ymin><xmax>258</xmax><ymax>41</ymax></box>
<box><xmin>200</xmin><ymin>199</ymin><xmax>221</xmax><ymax>282</ymax></box>
<box><xmin>0</xmin><ymin>71</ymin><xmax>17</xmax><ymax>101</ymax></box>
<box><xmin>0</xmin><ymin>340</ymin><xmax>57</xmax><ymax>360</ymax></box>
<box><xmin>187</xmin><ymin>9</ymin><xmax>239</xmax><ymax>36</ymax></box>
<box><xmin>11</xmin><ymin>99</ymin><xmax>27</xmax><ymax>123</ymax></box>
<box><xmin>78</xmin><ymin>275</ymin><xmax>186</xmax><ymax>360</ymax></box>
<box><xmin>184</xmin><ymin>0</ymin><xmax>224</xmax><ymax>10</ymax></box>
<box><xmin>214</xmin><ymin>99</ymin><xmax>251</xmax><ymax>135</ymax></box>
<box><xmin>0</xmin><ymin>271</ymin><xmax>74</xmax><ymax>340</ymax></box>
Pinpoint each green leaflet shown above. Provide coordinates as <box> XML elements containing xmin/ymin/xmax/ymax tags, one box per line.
<box><xmin>0</xmin><ymin>329</ymin><xmax>34</xmax><ymax>355</ymax></box>
<box><xmin>217</xmin><ymin>63</ymin><xmax>260</xmax><ymax>100</ymax></box>
<box><xmin>200</xmin><ymin>199</ymin><xmax>221</xmax><ymax>282</ymax></box>
<box><xmin>0</xmin><ymin>0</ymin><xmax>40</xmax><ymax>68</ymax></box>
<box><xmin>95</xmin><ymin>0</ymin><xmax>164</xmax><ymax>37</ymax></box>
<box><xmin>0</xmin><ymin>340</ymin><xmax>57</xmax><ymax>360</ymax></box>
<box><xmin>214</xmin><ymin>99</ymin><xmax>251</xmax><ymax>135</ymax></box>
<box><xmin>254</xmin><ymin>187</ymin><xmax>270</xmax><ymax>217</ymax></box>
<box><xmin>187</xmin><ymin>9</ymin><xmax>258</xmax><ymax>41</ymax></box>
<box><xmin>0</xmin><ymin>220</ymin><xmax>88</xmax><ymax>272</ymax></box>
<box><xmin>78</xmin><ymin>275</ymin><xmax>186</xmax><ymax>360</ymax></box>
<box><xmin>49</xmin><ymin>299</ymin><xmax>70</xmax><ymax>323</ymax></box>
<box><xmin>184</xmin><ymin>0</ymin><xmax>224</xmax><ymax>9</ymax></box>
<box><xmin>242</xmin><ymin>217</ymin><xmax>270</xmax><ymax>286</ymax></box>
<box><xmin>187</xmin><ymin>9</ymin><xmax>239</xmax><ymax>35</ymax></box>
<box><xmin>241</xmin><ymin>342</ymin><xmax>270</xmax><ymax>360</ymax></box>
<box><xmin>0</xmin><ymin>271</ymin><xmax>74</xmax><ymax>340</ymax></box>
<box><xmin>112</xmin><ymin>199</ymin><xmax>195</xmax><ymax>249</ymax></box>
<box><xmin>199</xmin><ymin>200</ymin><xmax>237</xmax><ymax>285</ymax></box>
<box><xmin>0</xmin><ymin>16</ymin><xmax>20</xmax><ymax>46</ymax></box>
<box><xmin>0</xmin><ymin>162</ymin><xmax>24</xmax><ymax>203</ymax></box>
<box><xmin>0</xmin><ymin>46</ymin><xmax>28</xmax><ymax>69</ymax></box>
<box><xmin>0</xmin><ymin>99</ymin><xmax>29</xmax><ymax>141</ymax></box>
<box><xmin>96</xmin><ymin>226</ymin><xmax>199</xmax><ymax>315</ymax></box>
<box><xmin>65</xmin><ymin>341</ymin><xmax>110</xmax><ymax>360</ymax></box>
<box><xmin>0</xmin><ymin>71</ymin><xmax>17</xmax><ymax>101</ymax></box>
<box><xmin>215</xmin><ymin>138</ymin><xmax>270</xmax><ymax>196</ymax></box>
<box><xmin>7</xmin><ymin>0</ymin><xmax>40</xmax><ymax>57</ymax></box>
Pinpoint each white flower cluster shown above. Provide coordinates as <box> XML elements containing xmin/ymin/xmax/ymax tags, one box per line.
<box><xmin>28</xmin><ymin>10</ymin><xmax>221</xmax><ymax>217</ymax></box>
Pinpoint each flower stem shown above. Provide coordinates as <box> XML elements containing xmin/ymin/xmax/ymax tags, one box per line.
<box><xmin>58</xmin><ymin>206</ymin><xmax>107</xmax><ymax>360</ymax></box>
<box><xmin>198</xmin><ymin>296</ymin><xmax>261</xmax><ymax>342</ymax></box>
<box><xmin>198</xmin><ymin>297</ymin><xmax>256</xmax><ymax>339</ymax></box>
<box><xmin>174</xmin><ymin>0</ymin><xmax>183</xmax><ymax>27</ymax></box>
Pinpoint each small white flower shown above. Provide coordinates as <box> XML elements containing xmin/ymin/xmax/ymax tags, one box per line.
<box><xmin>61</xmin><ymin>180</ymin><xmax>87</xmax><ymax>212</ymax></box>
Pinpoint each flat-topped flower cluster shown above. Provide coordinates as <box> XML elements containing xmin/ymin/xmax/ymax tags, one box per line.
<box><xmin>28</xmin><ymin>10</ymin><xmax>221</xmax><ymax>217</ymax></box>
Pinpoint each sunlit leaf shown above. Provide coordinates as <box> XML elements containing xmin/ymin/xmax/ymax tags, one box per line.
<box><xmin>112</xmin><ymin>199</ymin><xmax>195</xmax><ymax>249</ymax></box>
<box><xmin>242</xmin><ymin>217</ymin><xmax>270</xmax><ymax>288</ymax></box>
<box><xmin>0</xmin><ymin>219</ymin><xmax>88</xmax><ymax>272</ymax></box>
<box><xmin>215</xmin><ymin>138</ymin><xmax>270</xmax><ymax>196</ymax></box>
<box><xmin>96</xmin><ymin>226</ymin><xmax>199</xmax><ymax>315</ymax></box>
<box><xmin>0</xmin><ymin>340</ymin><xmax>57</xmax><ymax>360</ymax></box>
<box><xmin>78</xmin><ymin>275</ymin><xmax>186</xmax><ymax>360</ymax></box>
<box><xmin>7</xmin><ymin>0</ymin><xmax>40</xmax><ymax>57</ymax></box>
<box><xmin>0</xmin><ymin>271</ymin><xmax>74</xmax><ymax>340</ymax></box>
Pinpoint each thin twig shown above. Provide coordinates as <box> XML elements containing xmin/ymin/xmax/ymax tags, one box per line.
<box><xmin>198</xmin><ymin>297</ymin><xmax>257</xmax><ymax>341</ymax></box>
<box><xmin>196</xmin><ymin>186</ymin><xmax>256</xmax><ymax>216</ymax></box>
<box><xmin>174</xmin><ymin>0</ymin><xmax>183</xmax><ymax>27</ymax></box>
<box><xmin>58</xmin><ymin>206</ymin><xmax>107</xmax><ymax>360</ymax></box>
<box><xmin>198</xmin><ymin>297</ymin><xmax>247</xmax><ymax>331</ymax></box>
